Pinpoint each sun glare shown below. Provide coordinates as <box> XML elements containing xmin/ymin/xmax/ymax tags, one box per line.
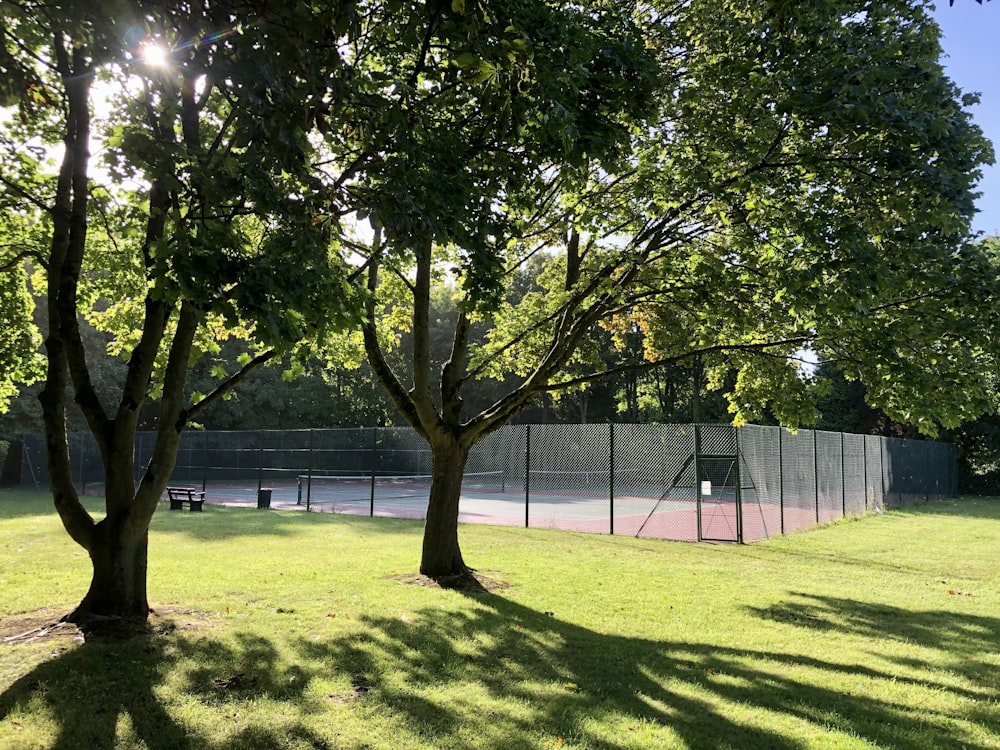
<box><xmin>140</xmin><ymin>41</ymin><xmax>170</xmax><ymax>68</ymax></box>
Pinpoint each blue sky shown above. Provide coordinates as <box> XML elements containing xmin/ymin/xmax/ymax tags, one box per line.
<box><xmin>929</xmin><ymin>1</ymin><xmax>998</xmax><ymax>237</ymax></box>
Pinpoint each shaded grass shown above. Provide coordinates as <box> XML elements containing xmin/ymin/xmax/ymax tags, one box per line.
<box><xmin>0</xmin><ymin>490</ymin><xmax>999</xmax><ymax>748</ymax></box>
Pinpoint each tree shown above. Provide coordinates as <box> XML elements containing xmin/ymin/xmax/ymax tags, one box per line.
<box><xmin>349</xmin><ymin>0</ymin><xmax>999</xmax><ymax>578</ymax></box>
<box><xmin>0</xmin><ymin>130</ymin><xmax>45</xmax><ymax>413</ymax></box>
<box><xmin>0</xmin><ymin>0</ymin><xmax>361</xmax><ymax>622</ymax></box>
<box><xmin>0</xmin><ymin>263</ymin><xmax>42</xmax><ymax>413</ymax></box>
<box><xmin>940</xmin><ymin>236</ymin><xmax>1000</xmax><ymax>492</ymax></box>
<box><xmin>324</xmin><ymin>0</ymin><xmax>656</xmax><ymax>577</ymax></box>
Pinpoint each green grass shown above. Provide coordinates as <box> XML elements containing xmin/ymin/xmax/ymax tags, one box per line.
<box><xmin>1</xmin><ymin>489</ymin><xmax>999</xmax><ymax>749</ymax></box>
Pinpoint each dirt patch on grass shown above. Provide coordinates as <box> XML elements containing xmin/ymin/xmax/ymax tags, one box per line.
<box><xmin>0</xmin><ymin>608</ymin><xmax>82</xmax><ymax>646</ymax></box>
<box><xmin>388</xmin><ymin>571</ymin><xmax>510</xmax><ymax>593</ymax></box>
<box><xmin>0</xmin><ymin>606</ymin><xmax>213</xmax><ymax>645</ymax></box>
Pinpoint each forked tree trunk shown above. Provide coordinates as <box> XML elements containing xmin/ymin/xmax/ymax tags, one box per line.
<box><xmin>420</xmin><ymin>436</ymin><xmax>471</xmax><ymax>578</ymax></box>
<box><xmin>62</xmin><ymin>441</ymin><xmax>164</xmax><ymax>623</ymax></box>
<box><xmin>70</xmin><ymin>515</ymin><xmax>150</xmax><ymax>621</ymax></box>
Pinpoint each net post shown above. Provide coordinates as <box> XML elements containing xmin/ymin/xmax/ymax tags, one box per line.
<box><xmin>134</xmin><ymin>432</ymin><xmax>142</xmax><ymax>487</ymax></box>
<box><xmin>524</xmin><ymin>424</ymin><xmax>531</xmax><ymax>529</ymax></box>
<box><xmin>609</xmin><ymin>423</ymin><xmax>615</xmax><ymax>536</ymax></box>
<box><xmin>77</xmin><ymin>432</ymin><xmax>85</xmax><ymax>495</ymax></box>
<box><xmin>306</xmin><ymin>428</ymin><xmax>314</xmax><ymax>511</ymax></box>
<box><xmin>257</xmin><ymin>430</ymin><xmax>264</xmax><ymax>494</ymax></box>
<box><xmin>370</xmin><ymin>427</ymin><xmax>377</xmax><ymax>517</ymax></box>
<box><xmin>22</xmin><ymin>439</ymin><xmax>39</xmax><ymax>490</ymax></box>
<box><xmin>202</xmin><ymin>431</ymin><xmax>209</xmax><ymax>494</ymax></box>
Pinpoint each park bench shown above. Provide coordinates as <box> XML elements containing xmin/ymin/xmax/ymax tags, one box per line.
<box><xmin>166</xmin><ymin>486</ymin><xmax>206</xmax><ymax>512</ymax></box>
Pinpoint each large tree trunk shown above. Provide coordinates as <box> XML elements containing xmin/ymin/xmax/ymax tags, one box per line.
<box><xmin>420</xmin><ymin>436</ymin><xmax>471</xmax><ymax>578</ymax></box>
<box><xmin>71</xmin><ymin>514</ymin><xmax>150</xmax><ymax>621</ymax></box>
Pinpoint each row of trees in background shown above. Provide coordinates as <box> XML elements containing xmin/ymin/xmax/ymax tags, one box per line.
<box><xmin>1</xmin><ymin>0</ymin><xmax>999</xmax><ymax>618</ymax></box>
<box><xmin>0</xmin><ymin>283</ymin><xmax>737</xmax><ymax>436</ymax></box>
<box><xmin>2</xmin><ymin>292</ymin><xmax>953</xmax><ymax>435</ymax></box>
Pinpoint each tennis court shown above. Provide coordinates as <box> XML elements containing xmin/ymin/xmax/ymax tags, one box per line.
<box><xmin>169</xmin><ymin>472</ymin><xmax>724</xmax><ymax>541</ymax></box>
<box><xmin>168</xmin><ymin>462</ymin><xmax>751</xmax><ymax>543</ymax></box>
<box><xmin>21</xmin><ymin>422</ymin><xmax>957</xmax><ymax>544</ymax></box>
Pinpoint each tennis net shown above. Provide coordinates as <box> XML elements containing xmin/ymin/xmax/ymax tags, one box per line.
<box><xmin>297</xmin><ymin>471</ymin><xmax>505</xmax><ymax>506</ymax></box>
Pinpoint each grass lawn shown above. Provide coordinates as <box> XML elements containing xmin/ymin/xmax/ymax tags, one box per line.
<box><xmin>0</xmin><ymin>490</ymin><xmax>998</xmax><ymax>749</ymax></box>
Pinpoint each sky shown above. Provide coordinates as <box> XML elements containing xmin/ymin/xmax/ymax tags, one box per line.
<box><xmin>929</xmin><ymin>1</ymin><xmax>999</xmax><ymax>237</ymax></box>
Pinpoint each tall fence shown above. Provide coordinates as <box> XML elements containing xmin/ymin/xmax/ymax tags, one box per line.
<box><xmin>19</xmin><ymin>423</ymin><xmax>957</xmax><ymax>543</ymax></box>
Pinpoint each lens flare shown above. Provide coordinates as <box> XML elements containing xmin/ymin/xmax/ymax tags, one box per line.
<box><xmin>140</xmin><ymin>41</ymin><xmax>170</xmax><ymax>67</ymax></box>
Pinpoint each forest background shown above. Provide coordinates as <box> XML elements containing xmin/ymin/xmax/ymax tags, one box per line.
<box><xmin>3</xmin><ymin>278</ymin><xmax>999</xmax><ymax>494</ymax></box>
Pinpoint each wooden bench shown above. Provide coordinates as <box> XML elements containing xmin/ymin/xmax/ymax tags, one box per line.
<box><xmin>166</xmin><ymin>486</ymin><xmax>206</xmax><ymax>512</ymax></box>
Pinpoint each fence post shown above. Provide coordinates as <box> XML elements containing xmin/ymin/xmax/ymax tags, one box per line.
<box><xmin>734</xmin><ymin>427</ymin><xmax>743</xmax><ymax>543</ymax></box>
<box><xmin>813</xmin><ymin>430</ymin><xmax>820</xmax><ymax>525</ymax></box>
<box><xmin>951</xmin><ymin>443</ymin><xmax>958</xmax><ymax>497</ymax></box>
<box><xmin>778</xmin><ymin>428</ymin><xmax>785</xmax><ymax>536</ymax></box>
<box><xmin>609</xmin><ymin>423</ymin><xmax>615</xmax><ymax>536</ymax></box>
<box><xmin>524</xmin><ymin>424</ymin><xmax>531</xmax><ymax>529</ymax></box>
<box><xmin>694</xmin><ymin>424</ymin><xmax>702</xmax><ymax>542</ymax></box>
<box><xmin>370</xmin><ymin>427</ymin><xmax>378</xmax><ymax>517</ymax></box>
<box><xmin>840</xmin><ymin>432</ymin><xmax>847</xmax><ymax>519</ymax></box>
<box><xmin>862</xmin><ymin>435</ymin><xmax>869</xmax><ymax>512</ymax></box>
<box><xmin>879</xmin><ymin>436</ymin><xmax>887</xmax><ymax>508</ymax></box>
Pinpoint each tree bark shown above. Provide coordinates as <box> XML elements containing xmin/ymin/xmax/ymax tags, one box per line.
<box><xmin>420</xmin><ymin>435</ymin><xmax>471</xmax><ymax>578</ymax></box>
<box><xmin>70</xmin><ymin>513</ymin><xmax>150</xmax><ymax>621</ymax></box>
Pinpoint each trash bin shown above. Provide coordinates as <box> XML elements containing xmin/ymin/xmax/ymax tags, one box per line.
<box><xmin>257</xmin><ymin>488</ymin><xmax>272</xmax><ymax>509</ymax></box>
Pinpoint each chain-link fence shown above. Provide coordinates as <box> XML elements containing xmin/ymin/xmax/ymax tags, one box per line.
<box><xmin>19</xmin><ymin>423</ymin><xmax>957</xmax><ymax>543</ymax></box>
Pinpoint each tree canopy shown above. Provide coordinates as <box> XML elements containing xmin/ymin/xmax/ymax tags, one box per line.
<box><xmin>0</xmin><ymin>0</ymin><xmax>363</xmax><ymax>620</ymax></box>
<box><xmin>349</xmin><ymin>0</ymin><xmax>1000</xmax><ymax>577</ymax></box>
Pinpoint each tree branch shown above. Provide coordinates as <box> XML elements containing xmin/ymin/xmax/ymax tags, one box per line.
<box><xmin>408</xmin><ymin>237</ymin><xmax>442</xmax><ymax>431</ymax></box>
<box><xmin>0</xmin><ymin>248</ymin><xmax>47</xmax><ymax>272</ymax></box>
<box><xmin>0</xmin><ymin>172</ymin><xmax>52</xmax><ymax>214</ymax></box>
<box><xmin>540</xmin><ymin>336</ymin><xmax>817</xmax><ymax>392</ymax></box>
<box><xmin>362</xmin><ymin>242</ymin><xmax>426</xmax><ymax>438</ymax></box>
<box><xmin>42</xmin><ymin>31</ymin><xmax>96</xmax><ymax>551</ymax></box>
<box><xmin>126</xmin><ymin>301</ymin><xmax>200</xmax><ymax>527</ymax></box>
<box><xmin>184</xmin><ymin>349</ymin><xmax>278</xmax><ymax>422</ymax></box>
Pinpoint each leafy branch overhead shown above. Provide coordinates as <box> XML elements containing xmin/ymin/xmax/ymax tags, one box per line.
<box><xmin>0</xmin><ymin>0</ymin><xmax>368</xmax><ymax>621</ymax></box>
<box><xmin>341</xmin><ymin>0</ymin><xmax>1000</xmax><ymax>577</ymax></box>
<box><xmin>354</xmin><ymin>0</ymin><xmax>997</xmax><ymax>436</ymax></box>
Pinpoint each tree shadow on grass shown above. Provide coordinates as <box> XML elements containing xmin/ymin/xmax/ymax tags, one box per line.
<box><xmin>149</xmin><ymin>503</ymin><xmax>425</xmax><ymax>542</ymax></box>
<box><xmin>0</xmin><ymin>620</ymin><xmax>192</xmax><ymax>749</ymax></box>
<box><xmin>3</xmin><ymin>591</ymin><xmax>997</xmax><ymax>749</ymax></box>
<box><xmin>0</xmin><ymin>614</ymin><xmax>330</xmax><ymax>750</ymax></box>
<box><xmin>889</xmin><ymin>496</ymin><xmax>1000</xmax><ymax>522</ymax></box>
<box><xmin>749</xmin><ymin>592</ymin><xmax>1000</xmax><ymax>694</ymax></box>
<box><xmin>0</xmin><ymin>490</ymin><xmax>425</xmax><ymax>541</ymax></box>
<box><xmin>293</xmin><ymin>586</ymin><xmax>1000</xmax><ymax>749</ymax></box>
